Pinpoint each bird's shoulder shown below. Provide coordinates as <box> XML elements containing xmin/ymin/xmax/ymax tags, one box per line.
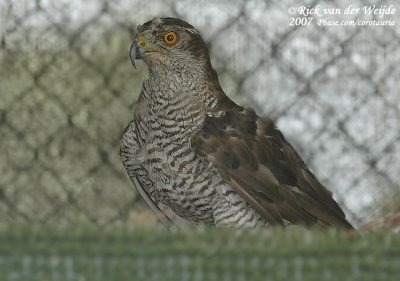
<box><xmin>191</xmin><ymin>105</ymin><xmax>297</xmax><ymax>188</ymax></box>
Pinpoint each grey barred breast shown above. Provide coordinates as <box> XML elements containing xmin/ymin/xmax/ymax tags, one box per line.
<box><xmin>121</xmin><ymin>67</ymin><xmax>265</xmax><ymax>227</ymax></box>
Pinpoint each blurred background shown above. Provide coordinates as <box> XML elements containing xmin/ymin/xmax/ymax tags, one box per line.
<box><xmin>0</xmin><ymin>0</ymin><xmax>400</xmax><ymax>279</ymax></box>
<box><xmin>1</xmin><ymin>0</ymin><xmax>399</xmax><ymax>227</ymax></box>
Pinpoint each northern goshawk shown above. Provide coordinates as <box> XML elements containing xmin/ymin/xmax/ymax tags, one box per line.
<box><xmin>121</xmin><ymin>17</ymin><xmax>353</xmax><ymax>229</ymax></box>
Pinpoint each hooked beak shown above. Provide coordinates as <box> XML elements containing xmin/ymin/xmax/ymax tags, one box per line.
<box><xmin>129</xmin><ymin>34</ymin><xmax>146</xmax><ymax>69</ymax></box>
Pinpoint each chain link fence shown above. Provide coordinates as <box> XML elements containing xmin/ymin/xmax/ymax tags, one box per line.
<box><xmin>1</xmin><ymin>0</ymin><xmax>399</xmax><ymax>227</ymax></box>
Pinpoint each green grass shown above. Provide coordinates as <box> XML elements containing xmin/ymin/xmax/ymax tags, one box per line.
<box><xmin>0</xmin><ymin>225</ymin><xmax>399</xmax><ymax>281</ymax></box>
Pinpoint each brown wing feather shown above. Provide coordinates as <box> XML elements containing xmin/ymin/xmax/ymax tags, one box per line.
<box><xmin>192</xmin><ymin>106</ymin><xmax>353</xmax><ymax>229</ymax></box>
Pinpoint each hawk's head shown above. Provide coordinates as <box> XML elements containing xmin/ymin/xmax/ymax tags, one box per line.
<box><xmin>130</xmin><ymin>17</ymin><xmax>210</xmax><ymax>70</ymax></box>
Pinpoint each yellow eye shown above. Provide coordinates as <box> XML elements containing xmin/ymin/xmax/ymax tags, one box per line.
<box><xmin>163</xmin><ymin>31</ymin><xmax>177</xmax><ymax>45</ymax></box>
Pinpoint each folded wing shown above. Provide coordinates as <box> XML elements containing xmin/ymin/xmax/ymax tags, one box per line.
<box><xmin>191</xmin><ymin>106</ymin><xmax>353</xmax><ymax>229</ymax></box>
